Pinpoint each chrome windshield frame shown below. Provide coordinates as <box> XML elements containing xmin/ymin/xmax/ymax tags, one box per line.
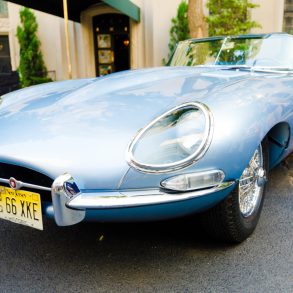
<box><xmin>169</xmin><ymin>33</ymin><xmax>293</xmax><ymax>72</ymax></box>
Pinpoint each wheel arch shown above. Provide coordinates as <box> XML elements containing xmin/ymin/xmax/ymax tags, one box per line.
<box><xmin>265</xmin><ymin>122</ymin><xmax>290</xmax><ymax>169</ymax></box>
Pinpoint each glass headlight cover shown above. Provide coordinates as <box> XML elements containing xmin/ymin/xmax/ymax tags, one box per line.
<box><xmin>126</xmin><ymin>102</ymin><xmax>213</xmax><ymax>173</ymax></box>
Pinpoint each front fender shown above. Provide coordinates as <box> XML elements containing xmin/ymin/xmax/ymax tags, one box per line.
<box><xmin>121</xmin><ymin>75</ymin><xmax>293</xmax><ymax>190</ymax></box>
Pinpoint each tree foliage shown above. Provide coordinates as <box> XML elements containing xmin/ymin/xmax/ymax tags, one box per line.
<box><xmin>163</xmin><ymin>1</ymin><xmax>189</xmax><ymax>64</ymax></box>
<box><xmin>206</xmin><ymin>0</ymin><xmax>261</xmax><ymax>36</ymax></box>
<box><xmin>16</xmin><ymin>7</ymin><xmax>51</xmax><ymax>87</ymax></box>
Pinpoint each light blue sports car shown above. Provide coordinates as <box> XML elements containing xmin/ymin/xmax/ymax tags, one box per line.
<box><xmin>0</xmin><ymin>33</ymin><xmax>292</xmax><ymax>243</ymax></box>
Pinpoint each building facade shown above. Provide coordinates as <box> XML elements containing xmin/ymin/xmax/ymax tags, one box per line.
<box><xmin>0</xmin><ymin>0</ymin><xmax>291</xmax><ymax>81</ymax></box>
<box><xmin>0</xmin><ymin>0</ymin><xmax>11</xmax><ymax>73</ymax></box>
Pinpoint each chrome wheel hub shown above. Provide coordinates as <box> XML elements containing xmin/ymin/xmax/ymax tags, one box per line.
<box><xmin>239</xmin><ymin>145</ymin><xmax>265</xmax><ymax>217</ymax></box>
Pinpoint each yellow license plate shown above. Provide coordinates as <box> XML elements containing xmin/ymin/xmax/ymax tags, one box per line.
<box><xmin>0</xmin><ymin>186</ymin><xmax>43</xmax><ymax>230</ymax></box>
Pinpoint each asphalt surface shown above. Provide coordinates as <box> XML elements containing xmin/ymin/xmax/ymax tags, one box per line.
<box><xmin>0</xmin><ymin>161</ymin><xmax>292</xmax><ymax>293</ymax></box>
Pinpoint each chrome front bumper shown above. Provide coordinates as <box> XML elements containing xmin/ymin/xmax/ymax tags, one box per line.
<box><xmin>51</xmin><ymin>174</ymin><xmax>235</xmax><ymax>226</ymax></box>
<box><xmin>0</xmin><ymin>174</ymin><xmax>235</xmax><ymax>227</ymax></box>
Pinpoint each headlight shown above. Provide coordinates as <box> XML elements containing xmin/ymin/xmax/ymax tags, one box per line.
<box><xmin>126</xmin><ymin>102</ymin><xmax>213</xmax><ymax>173</ymax></box>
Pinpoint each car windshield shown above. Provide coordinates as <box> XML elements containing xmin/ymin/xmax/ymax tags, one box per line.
<box><xmin>169</xmin><ymin>34</ymin><xmax>293</xmax><ymax>71</ymax></box>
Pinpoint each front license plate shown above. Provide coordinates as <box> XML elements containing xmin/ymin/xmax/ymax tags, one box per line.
<box><xmin>0</xmin><ymin>186</ymin><xmax>43</xmax><ymax>230</ymax></box>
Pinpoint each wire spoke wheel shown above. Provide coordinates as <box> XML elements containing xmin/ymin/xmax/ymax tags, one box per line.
<box><xmin>239</xmin><ymin>145</ymin><xmax>266</xmax><ymax>217</ymax></box>
<box><xmin>202</xmin><ymin>140</ymin><xmax>268</xmax><ymax>243</ymax></box>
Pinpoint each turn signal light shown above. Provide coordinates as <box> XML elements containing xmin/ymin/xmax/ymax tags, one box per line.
<box><xmin>161</xmin><ymin>170</ymin><xmax>225</xmax><ymax>192</ymax></box>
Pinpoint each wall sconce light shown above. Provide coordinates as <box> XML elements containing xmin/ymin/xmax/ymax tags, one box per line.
<box><xmin>123</xmin><ymin>40</ymin><xmax>130</xmax><ymax>46</ymax></box>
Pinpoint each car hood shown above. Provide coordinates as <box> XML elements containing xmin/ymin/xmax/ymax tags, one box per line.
<box><xmin>0</xmin><ymin>67</ymin><xmax>251</xmax><ymax>189</ymax></box>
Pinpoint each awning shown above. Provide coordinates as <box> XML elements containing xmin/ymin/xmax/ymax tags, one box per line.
<box><xmin>7</xmin><ymin>0</ymin><xmax>140</xmax><ymax>22</ymax></box>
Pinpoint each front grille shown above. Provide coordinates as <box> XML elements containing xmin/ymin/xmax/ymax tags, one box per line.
<box><xmin>0</xmin><ymin>163</ymin><xmax>53</xmax><ymax>202</ymax></box>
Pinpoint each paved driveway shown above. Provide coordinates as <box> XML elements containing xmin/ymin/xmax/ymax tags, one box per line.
<box><xmin>0</xmin><ymin>161</ymin><xmax>292</xmax><ymax>293</ymax></box>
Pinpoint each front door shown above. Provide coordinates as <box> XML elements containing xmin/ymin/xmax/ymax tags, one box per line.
<box><xmin>0</xmin><ymin>36</ymin><xmax>11</xmax><ymax>73</ymax></box>
<box><xmin>93</xmin><ymin>14</ymin><xmax>130</xmax><ymax>77</ymax></box>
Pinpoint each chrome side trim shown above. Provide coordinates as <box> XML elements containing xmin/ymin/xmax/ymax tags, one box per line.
<box><xmin>126</xmin><ymin>102</ymin><xmax>214</xmax><ymax>174</ymax></box>
<box><xmin>67</xmin><ymin>181</ymin><xmax>235</xmax><ymax>209</ymax></box>
<box><xmin>0</xmin><ymin>178</ymin><xmax>51</xmax><ymax>191</ymax></box>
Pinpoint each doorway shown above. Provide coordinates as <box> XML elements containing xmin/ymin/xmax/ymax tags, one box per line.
<box><xmin>93</xmin><ymin>13</ymin><xmax>130</xmax><ymax>77</ymax></box>
<box><xmin>0</xmin><ymin>36</ymin><xmax>11</xmax><ymax>73</ymax></box>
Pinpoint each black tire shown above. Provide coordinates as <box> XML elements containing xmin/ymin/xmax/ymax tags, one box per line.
<box><xmin>201</xmin><ymin>139</ymin><xmax>269</xmax><ymax>243</ymax></box>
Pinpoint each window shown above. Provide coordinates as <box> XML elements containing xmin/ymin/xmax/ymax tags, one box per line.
<box><xmin>0</xmin><ymin>0</ymin><xmax>8</xmax><ymax>18</ymax></box>
<box><xmin>286</xmin><ymin>17</ymin><xmax>292</xmax><ymax>26</ymax></box>
<box><xmin>284</xmin><ymin>1</ymin><xmax>293</xmax><ymax>33</ymax></box>
<box><xmin>286</xmin><ymin>0</ymin><xmax>293</xmax><ymax>9</ymax></box>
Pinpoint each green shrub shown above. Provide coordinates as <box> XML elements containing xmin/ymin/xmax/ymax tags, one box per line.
<box><xmin>16</xmin><ymin>7</ymin><xmax>52</xmax><ymax>87</ymax></box>
<box><xmin>163</xmin><ymin>1</ymin><xmax>190</xmax><ymax>64</ymax></box>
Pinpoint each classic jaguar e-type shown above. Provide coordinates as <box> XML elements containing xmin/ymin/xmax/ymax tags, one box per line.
<box><xmin>0</xmin><ymin>33</ymin><xmax>292</xmax><ymax>243</ymax></box>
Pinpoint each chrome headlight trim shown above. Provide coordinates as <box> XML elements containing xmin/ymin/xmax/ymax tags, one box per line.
<box><xmin>126</xmin><ymin>102</ymin><xmax>214</xmax><ymax>173</ymax></box>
